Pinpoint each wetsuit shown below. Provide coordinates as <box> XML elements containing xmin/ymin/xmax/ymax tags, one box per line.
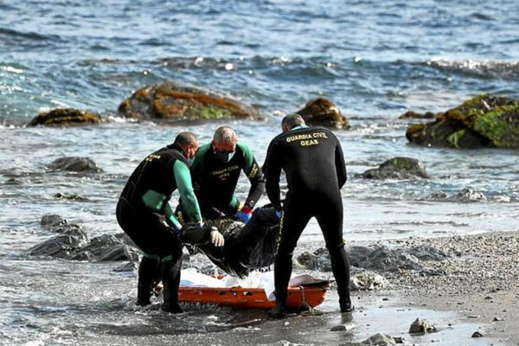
<box><xmin>264</xmin><ymin>126</ymin><xmax>351</xmax><ymax>312</ymax></box>
<box><xmin>190</xmin><ymin>142</ymin><xmax>265</xmax><ymax>219</ymax></box>
<box><xmin>116</xmin><ymin>143</ymin><xmax>202</xmax><ymax>312</ymax></box>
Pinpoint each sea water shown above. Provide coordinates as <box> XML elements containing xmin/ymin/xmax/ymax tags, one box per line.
<box><xmin>1</xmin><ymin>1</ymin><xmax>518</xmax><ymax>345</ymax></box>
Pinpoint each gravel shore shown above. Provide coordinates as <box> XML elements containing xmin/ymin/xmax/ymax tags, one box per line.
<box><xmin>362</xmin><ymin>231</ymin><xmax>519</xmax><ymax>345</ymax></box>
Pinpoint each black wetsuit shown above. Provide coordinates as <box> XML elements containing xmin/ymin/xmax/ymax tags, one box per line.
<box><xmin>264</xmin><ymin>126</ymin><xmax>351</xmax><ymax>312</ymax></box>
<box><xmin>116</xmin><ymin>143</ymin><xmax>201</xmax><ymax>257</ymax></box>
<box><xmin>190</xmin><ymin>142</ymin><xmax>265</xmax><ymax>219</ymax></box>
<box><xmin>116</xmin><ymin>143</ymin><xmax>203</xmax><ymax>311</ymax></box>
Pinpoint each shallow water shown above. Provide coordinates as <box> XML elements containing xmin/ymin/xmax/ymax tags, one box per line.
<box><xmin>1</xmin><ymin>0</ymin><xmax>519</xmax><ymax>344</ymax></box>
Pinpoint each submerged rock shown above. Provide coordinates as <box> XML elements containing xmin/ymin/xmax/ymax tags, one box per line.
<box><xmin>40</xmin><ymin>214</ymin><xmax>67</xmax><ymax>230</ymax></box>
<box><xmin>118</xmin><ymin>82</ymin><xmax>261</xmax><ymax>121</ymax></box>
<box><xmin>406</xmin><ymin>94</ymin><xmax>519</xmax><ymax>149</ymax></box>
<box><xmin>295</xmin><ymin>97</ymin><xmax>350</xmax><ymax>129</ymax></box>
<box><xmin>47</xmin><ymin>157</ymin><xmax>103</xmax><ymax>173</ymax></box>
<box><xmin>423</xmin><ymin>188</ymin><xmax>487</xmax><ymax>202</ymax></box>
<box><xmin>361</xmin><ymin>157</ymin><xmax>430</xmax><ymax>180</ymax></box>
<box><xmin>28</xmin><ymin>108</ymin><xmax>102</xmax><ymax>126</ymax></box>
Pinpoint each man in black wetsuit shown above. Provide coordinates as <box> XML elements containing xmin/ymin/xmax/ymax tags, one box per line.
<box><xmin>116</xmin><ymin>131</ymin><xmax>224</xmax><ymax>313</ymax></box>
<box><xmin>263</xmin><ymin>114</ymin><xmax>352</xmax><ymax>317</ymax></box>
<box><xmin>189</xmin><ymin>126</ymin><xmax>265</xmax><ymax>223</ymax></box>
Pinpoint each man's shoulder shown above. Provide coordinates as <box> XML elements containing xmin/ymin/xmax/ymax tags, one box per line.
<box><xmin>195</xmin><ymin>143</ymin><xmax>212</xmax><ymax>158</ymax></box>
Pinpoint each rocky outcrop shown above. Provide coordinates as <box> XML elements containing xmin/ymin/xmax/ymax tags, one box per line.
<box><xmin>28</xmin><ymin>215</ymin><xmax>139</xmax><ymax>261</ymax></box>
<box><xmin>118</xmin><ymin>82</ymin><xmax>261</xmax><ymax>121</ymax></box>
<box><xmin>46</xmin><ymin>157</ymin><xmax>103</xmax><ymax>173</ymax></box>
<box><xmin>28</xmin><ymin>108</ymin><xmax>102</xmax><ymax>126</ymax></box>
<box><xmin>295</xmin><ymin>97</ymin><xmax>350</xmax><ymax>129</ymax></box>
<box><xmin>406</xmin><ymin>94</ymin><xmax>519</xmax><ymax>149</ymax></box>
<box><xmin>360</xmin><ymin>157</ymin><xmax>430</xmax><ymax>180</ymax></box>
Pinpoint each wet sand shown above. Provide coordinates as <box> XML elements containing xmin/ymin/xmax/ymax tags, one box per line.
<box><xmin>162</xmin><ymin>231</ymin><xmax>519</xmax><ymax>345</ymax></box>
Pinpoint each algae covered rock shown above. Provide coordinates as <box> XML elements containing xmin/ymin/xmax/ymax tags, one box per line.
<box><xmin>118</xmin><ymin>82</ymin><xmax>261</xmax><ymax>121</ymax></box>
<box><xmin>406</xmin><ymin>94</ymin><xmax>519</xmax><ymax>149</ymax></box>
<box><xmin>296</xmin><ymin>97</ymin><xmax>350</xmax><ymax>129</ymax></box>
<box><xmin>28</xmin><ymin>108</ymin><xmax>101</xmax><ymax>126</ymax></box>
<box><xmin>361</xmin><ymin>157</ymin><xmax>430</xmax><ymax>180</ymax></box>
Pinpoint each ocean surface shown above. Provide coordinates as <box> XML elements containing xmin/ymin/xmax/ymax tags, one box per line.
<box><xmin>1</xmin><ymin>0</ymin><xmax>518</xmax><ymax>345</ymax></box>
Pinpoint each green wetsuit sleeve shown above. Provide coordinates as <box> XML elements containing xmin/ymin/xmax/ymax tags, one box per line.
<box><xmin>237</xmin><ymin>142</ymin><xmax>265</xmax><ymax>209</ymax></box>
<box><xmin>174</xmin><ymin>160</ymin><xmax>202</xmax><ymax>223</ymax></box>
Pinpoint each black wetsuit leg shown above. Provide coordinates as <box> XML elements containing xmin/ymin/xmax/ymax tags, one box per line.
<box><xmin>274</xmin><ymin>192</ymin><xmax>313</xmax><ymax>310</ymax></box>
<box><xmin>313</xmin><ymin>192</ymin><xmax>351</xmax><ymax>312</ymax></box>
<box><xmin>116</xmin><ymin>197</ymin><xmax>181</xmax><ymax>258</ymax></box>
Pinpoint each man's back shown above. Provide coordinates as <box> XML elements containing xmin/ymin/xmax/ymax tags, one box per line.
<box><xmin>264</xmin><ymin>127</ymin><xmax>347</xmax><ymax>205</ymax></box>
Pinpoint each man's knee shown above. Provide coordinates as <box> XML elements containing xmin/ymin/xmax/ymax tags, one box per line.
<box><xmin>326</xmin><ymin>239</ymin><xmax>346</xmax><ymax>255</ymax></box>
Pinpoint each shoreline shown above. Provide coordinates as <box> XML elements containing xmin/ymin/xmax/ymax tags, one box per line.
<box><xmin>352</xmin><ymin>230</ymin><xmax>519</xmax><ymax>345</ymax></box>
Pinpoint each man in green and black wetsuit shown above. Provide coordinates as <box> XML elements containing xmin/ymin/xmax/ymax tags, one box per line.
<box><xmin>116</xmin><ymin>131</ymin><xmax>224</xmax><ymax>313</ymax></box>
<box><xmin>189</xmin><ymin>126</ymin><xmax>265</xmax><ymax>223</ymax></box>
<box><xmin>264</xmin><ymin>114</ymin><xmax>352</xmax><ymax>318</ymax></box>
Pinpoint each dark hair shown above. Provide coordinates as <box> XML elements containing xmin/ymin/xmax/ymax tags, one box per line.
<box><xmin>282</xmin><ymin>113</ymin><xmax>305</xmax><ymax>130</ymax></box>
<box><xmin>174</xmin><ymin>131</ymin><xmax>198</xmax><ymax>146</ymax></box>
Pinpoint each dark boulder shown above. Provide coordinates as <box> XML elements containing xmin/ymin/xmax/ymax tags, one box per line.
<box><xmin>47</xmin><ymin>157</ymin><xmax>102</xmax><ymax>173</ymax></box>
<box><xmin>71</xmin><ymin>234</ymin><xmax>139</xmax><ymax>261</ymax></box>
<box><xmin>27</xmin><ymin>228</ymin><xmax>89</xmax><ymax>259</ymax></box>
<box><xmin>361</xmin><ymin>157</ymin><xmax>430</xmax><ymax>180</ymax></box>
<box><xmin>295</xmin><ymin>97</ymin><xmax>350</xmax><ymax>129</ymax></box>
<box><xmin>28</xmin><ymin>108</ymin><xmax>101</xmax><ymax>126</ymax></box>
<box><xmin>118</xmin><ymin>82</ymin><xmax>261</xmax><ymax>121</ymax></box>
<box><xmin>406</xmin><ymin>94</ymin><xmax>519</xmax><ymax>149</ymax></box>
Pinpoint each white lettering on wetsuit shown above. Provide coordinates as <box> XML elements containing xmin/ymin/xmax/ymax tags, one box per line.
<box><xmin>286</xmin><ymin>132</ymin><xmax>327</xmax><ymax>147</ymax></box>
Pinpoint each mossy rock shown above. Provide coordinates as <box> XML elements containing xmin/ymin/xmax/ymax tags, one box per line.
<box><xmin>360</xmin><ymin>157</ymin><xmax>430</xmax><ymax>180</ymax></box>
<box><xmin>406</xmin><ymin>94</ymin><xmax>519</xmax><ymax>149</ymax></box>
<box><xmin>118</xmin><ymin>82</ymin><xmax>261</xmax><ymax>121</ymax></box>
<box><xmin>28</xmin><ymin>108</ymin><xmax>101</xmax><ymax>126</ymax></box>
<box><xmin>296</xmin><ymin>97</ymin><xmax>350</xmax><ymax>129</ymax></box>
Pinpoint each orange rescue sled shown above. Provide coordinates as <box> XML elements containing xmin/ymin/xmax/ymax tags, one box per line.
<box><xmin>178</xmin><ymin>275</ymin><xmax>331</xmax><ymax>309</ymax></box>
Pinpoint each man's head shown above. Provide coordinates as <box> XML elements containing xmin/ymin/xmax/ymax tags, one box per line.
<box><xmin>281</xmin><ymin>113</ymin><xmax>306</xmax><ymax>132</ymax></box>
<box><xmin>212</xmin><ymin>126</ymin><xmax>238</xmax><ymax>163</ymax></box>
<box><xmin>174</xmin><ymin>131</ymin><xmax>199</xmax><ymax>160</ymax></box>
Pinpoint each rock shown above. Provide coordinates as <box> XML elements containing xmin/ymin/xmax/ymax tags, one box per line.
<box><xmin>351</xmin><ymin>245</ymin><xmax>424</xmax><ymax>272</ymax></box>
<box><xmin>27</xmin><ymin>228</ymin><xmax>89</xmax><ymax>259</ymax></box>
<box><xmin>361</xmin><ymin>157</ymin><xmax>430</xmax><ymax>180</ymax></box>
<box><xmin>295</xmin><ymin>97</ymin><xmax>350</xmax><ymax>129</ymax></box>
<box><xmin>71</xmin><ymin>233</ymin><xmax>139</xmax><ymax>261</ymax></box>
<box><xmin>113</xmin><ymin>261</ymin><xmax>137</xmax><ymax>272</ymax></box>
<box><xmin>40</xmin><ymin>214</ymin><xmax>66</xmax><ymax>230</ymax></box>
<box><xmin>399</xmin><ymin>111</ymin><xmax>439</xmax><ymax>119</ymax></box>
<box><xmin>53</xmin><ymin>193</ymin><xmax>89</xmax><ymax>201</ymax></box>
<box><xmin>449</xmin><ymin>188</ymin><xmax>487</xmax><ymax>202</ymax></box>
<box><xmin>296</xmin><ymin>250</ymin><xmax>332</xmax><ymax>271</ymax></box>
<box><xmin>361</xmin><ymin>333</ymin><xmax>397</xmax><ymax>345</ymax></box>
<box><xmin>406</xmin><ymin>246</ymin><xmax>447</xmax><ymax>261</ymax></box>
<box><xmin>47</xmin><ymin>157</ymin><xmax>103</xmax><ymax>173</ymax></box>
<box><xmin>350</xmin><ymin>271</ymin><xmax>389</xmax><ymax>291</ymax></box>
<box><xmin>118</xmin><ymin>82</ymin><xmax>261</xmax><ymax>121</ymax></box>
<box><xmin>409</xmin><ymin>318</ymin><xmax>438</xmax><ymax>334</ymax></box>
<box><xmin>28</xmin><ymin>108</ymin><xmax>101</xmax><ymax>126</ymax></box>
<box><xmin>423</xmin><ymin>188</ymin><xmax>487</xmax><ymax>202</ymax></box>
<box><xmin>472</xmin><ymin>330</ymin><xmax>485</xmax><ymax>337</ymax></box>
<box><xmin>406</xmin><ymin>94</ymin><xmax>519</xmax><ymax>149</ymax></box>
<box><xmin>331</xmin><ymin>323</ymin><xmax>356</xmax><ymax>332</ymax></box>
<box><xmin>423</xmin><ymin>191</ymin><xmax>449</xmax><ymax>200</ymax></box>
